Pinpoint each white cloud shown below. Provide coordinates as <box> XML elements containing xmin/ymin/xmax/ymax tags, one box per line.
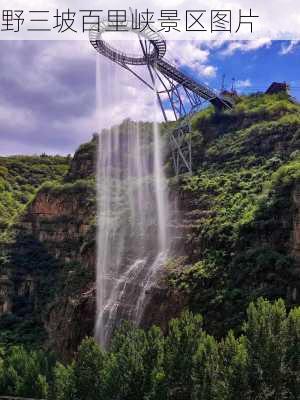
<box><xmin>0</xmin><ymin>102</ymin><xmax>37</xmax><ymax>130</ymax></box>
<box><xmin>164</xmin><ymin>109</ymin><xmax>176</xmax><ymax>121</ymax></box>
<box><xmin>2</xmin><ymin>2</ymin><xmax>298</xmax><ymax>155</ymax></box>
<box><xmin>236</xmin><ymin>79</ymin><xmax>252</xmax><ymax>88</ymax></box>
<box><xmin>168</xmin><ymin>41</ymin><xmax>209</xmax><ymax>64</ymax></box>
<box><xmin>221</xmin><ymin>38</ymin><xmax>272</xmax><ymax>56</ymax></box>
<box><xmin>196</xmin><ymin>64</ymin><xmax>217</xmax><ymax>77</ymax></box>
<box><xmin>166</xmin><ymin>41</ymin><xmax>217</xmax><ymax>78</ymax></box>
<box><xmin>0</xmin><ymin>40</ymin><xmax>97</xmax><ymax>155</ymax></box>
<box><xmin>39</xmin><ymin>40</ymin><xmax>93</xmax><ymax>62</ymax></box>
<box><xmin>280</xmin><ymin>40</ymin><xmax>300</xmax><ymax>55</ymax></box>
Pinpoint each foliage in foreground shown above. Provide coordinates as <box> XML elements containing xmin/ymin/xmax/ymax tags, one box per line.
<box><xmin>0</xmin><ymin>298</ymin><xmax>299</xmax><ymax>400</ymax></box>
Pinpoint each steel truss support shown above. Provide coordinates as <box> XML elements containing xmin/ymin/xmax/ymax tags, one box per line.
<box><xmin>149</xmin><ymin>63</ymin><xmax>205</xmax><ymax>176</ymax></box>
<box><xmin>113</xmin><ymin>51</ymin><xmax>205</xmax><ymax>175</ymax></box>
<box><xmin>123</xmin><ymin>62</ymin><xmax>200</xmax><ymax>175</ymax></box>
<box><xmin>118</xmin><ymin>40</ymin><xmax>202</xmax><ymax>175</ymax></box>
<box><xmin>90</xmin><ymin>27</ymin><xmax>233</xmax><ymax>175</ymax></box>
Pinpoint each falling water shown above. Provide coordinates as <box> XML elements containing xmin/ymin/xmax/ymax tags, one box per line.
<box><xmin>95</xmin><ymin>48</ymin><xmax>170</xmax><ymax>348</ymax></box>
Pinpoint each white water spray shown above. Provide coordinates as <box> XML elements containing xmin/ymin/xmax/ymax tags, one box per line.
<box><xmin>95</xmin><ymin>51</ymin><xmax>170</xmax><ymax>348</ymax></box>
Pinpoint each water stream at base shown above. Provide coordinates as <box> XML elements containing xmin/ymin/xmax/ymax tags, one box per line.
<box><xmin>95</xmin><ymin>53</ymin><xmax>170</xmax><ymax>348</ymax></box>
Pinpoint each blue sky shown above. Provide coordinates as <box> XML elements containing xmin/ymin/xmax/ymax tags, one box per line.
<box><xmin>177</xmin><ymin>40</ymin><xmax>300</xmax><ymax>100</ymax></box>
<box><xmin>0</xmin><ymin>40</ymin><xmax>299</xmax><ymax>155</ymax></box>
<box><xmin>207</xmin><ymin>41</ymin><xmax>300</xmax><ymax>99</ymax></box>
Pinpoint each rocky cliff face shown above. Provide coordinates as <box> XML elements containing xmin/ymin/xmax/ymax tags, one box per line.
<box><xmin>21</xmin><ymin>186</ymin><xmax>96</xmax><ymax>359</ymax></box>
<box><xmin>20</xmin><ymin>144</ymin><xmax>97</xmax><ymax>358</ymax></box>
<box><xmin>0</xmin><ymin>140</ymin><xmax>97</xmax><ymax>355</ymax></box>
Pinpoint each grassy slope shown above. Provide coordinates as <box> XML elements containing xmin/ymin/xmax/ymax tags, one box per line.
<box><xmin>0</xmin><ymin>155</ymin><xmax>70</xmax><ymax>229</ymax></box>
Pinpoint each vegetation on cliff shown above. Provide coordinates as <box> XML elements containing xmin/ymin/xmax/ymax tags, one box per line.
<box><xmin>166</xmin><ymin>92</ymin><xmax>300</xmax><ymax>335</ymax></box>
<box><xmin>0</xmin><ymin>155</ymin><xmax>70</xmax><ymax>228</ymax></box>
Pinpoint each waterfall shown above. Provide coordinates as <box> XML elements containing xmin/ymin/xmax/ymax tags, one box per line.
<box><xmin>95</xmin><ymin>51</ymin><xmax>169</xmax><ymax>348</ymax></box>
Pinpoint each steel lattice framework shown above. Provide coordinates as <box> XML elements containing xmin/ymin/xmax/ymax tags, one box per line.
<box><xmin>90</xmin><ymin>20</ymin><xmax>233</xmax><ymax>175</ymax></box>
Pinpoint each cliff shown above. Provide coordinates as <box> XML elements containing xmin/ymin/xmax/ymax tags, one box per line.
<box><xmin>166</xmin><ymin>92</ymin><xmax>300</xmax><ymax>335</ymax></box>
<box><xmin>0</xmin><ymin>93</ymin><xmax>300</xmax><ymax>357</ymax></box>
<box><xmin>21</xmin><ymin>179</ymin><xmax>97</xmax><ymax>359</ymax></box>
<box><xmin>0</xmin><ymin>143</ymin><xmax>96</xmax><ymax>355</ymax></box>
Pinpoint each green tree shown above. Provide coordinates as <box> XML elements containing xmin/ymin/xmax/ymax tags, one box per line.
<box><xmin>107</xmin><ymin>322</ymin><xmax>150</xmax><ymax>400</ymax></box>
<box><xmin>49</xmin><ymin>362</ymin><xmax>75</xmax><ymax>400</ymax></box>
<box><xmin>243</xmin><ymin>298</ymin><xmax>288</xmax><ymax>399</ymax></box>
<box><xmin>35</xmin><ymin>374</ymin><xmax>48</xmax><ymax>398</ymax></box>
<box><xmin>192</xmin><ymin>333</ymin><xmax>224</xmax><ymax>400</ymax></box>
<box><xmin>164</xmin><ymin>311</ymin><xmax>203</xmax><ymax>400</ymax></box>
<box><xmin>284</xmin><ymin>307</ymin><xmax>300</xmax><ymax>399</ymax></box>
<box><xmin>220</xmin><ymin>331</ymin><xmax>250</xmax><ymax>400</ymax></box>
<box><xmin>0</xmin><ymin>346</ymin><xmax>48</xmax><ymax>398</ymax></box>
<box><xmin>144</xmin><ymin>326</ymin><xmax>165</xmax><ymax>400</ymax></box>
<box><xmin>73</xmin><ymin>337</ymin><xmax>105</xmax><ymax>400</ymax></box>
